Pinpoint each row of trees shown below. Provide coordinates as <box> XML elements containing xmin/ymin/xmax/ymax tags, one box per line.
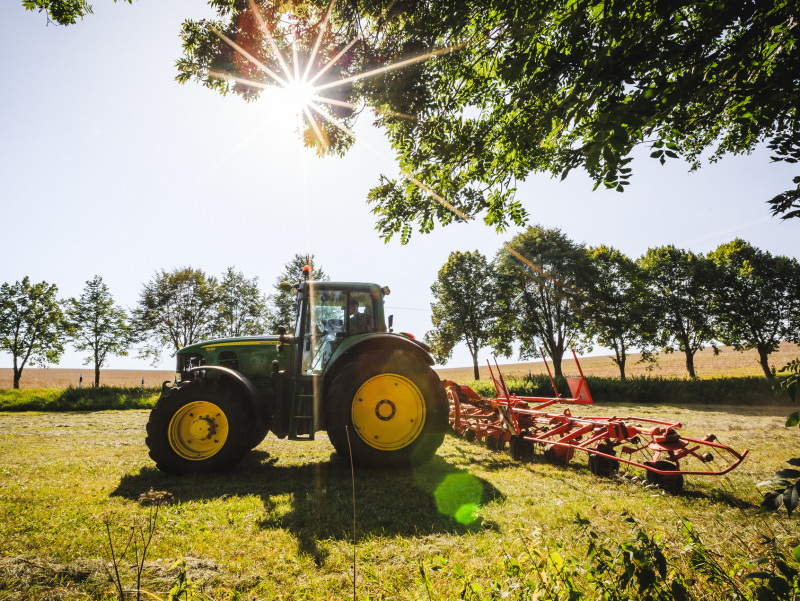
<box><xmin>0</xmin><ymin>255</ymin><xmax>325</xmax><ymax>389</ymax></box>
<box><xmin>427</xmin><ymin>227</ymin><xmax>800</xmax><ymax>381</ymax></box>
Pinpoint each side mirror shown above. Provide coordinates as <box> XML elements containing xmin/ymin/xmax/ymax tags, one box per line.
<box><xmin>388</xmin><ymin>314</ymin><xmax>394</xmax><ymax>333</ymax></box>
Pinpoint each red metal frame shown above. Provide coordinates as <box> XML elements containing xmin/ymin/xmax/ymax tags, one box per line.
<box><xmin>444</xmin><ymin>351</ymin><xmax>748</xmax><ymax>486</ymax></box>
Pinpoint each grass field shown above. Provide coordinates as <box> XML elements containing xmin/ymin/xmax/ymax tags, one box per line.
<box><xmin>0</xmin><ymin>402</ymin><xmax>798</xmax><ymax>599</ymax></box>
<box><xmin>0</xmin><ymin>344</ymin><xmax>798</xmax><ymax>599</ymax></box>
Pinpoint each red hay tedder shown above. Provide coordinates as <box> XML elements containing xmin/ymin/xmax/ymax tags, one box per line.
<box><xmin>443</xmin><ymin>351</ymin><xmax>748</xmax><ymax>493</ymax></box>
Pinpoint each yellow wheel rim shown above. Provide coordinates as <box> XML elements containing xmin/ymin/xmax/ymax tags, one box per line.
<box><xmin>168</xmin><ymin>401</ymin><xmax>230</xmax><ymax>461</ymax></box>
<box><xmin>351</xmin><ymin>374</ymin><xmax>426</xmax><ymax>451</ymax></box>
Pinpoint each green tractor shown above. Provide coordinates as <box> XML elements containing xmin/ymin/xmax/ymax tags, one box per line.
<box><xmin>145</xmin><ymin>273</ymin><xmax>447</xmax><ymax>474</ymax></box>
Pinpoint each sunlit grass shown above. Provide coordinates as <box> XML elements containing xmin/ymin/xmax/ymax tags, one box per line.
<box><xmin>0</xmin><ymin>406</ymin><xmax>797</xmax><ymax>598</ymax></box>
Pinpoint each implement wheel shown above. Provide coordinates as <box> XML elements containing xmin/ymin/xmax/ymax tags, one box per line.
<box><xmin>544</xmin><ymin>443</ymin><xmax>574</xmax><ymax>465</ymax></box>
<box><xmin>146</xmin><ymin>380</ymin><xmax>253</xmax><ymax>474</ymax></box>
<box><xmin>509</xmin><ymin>436</ymin><xmax>535</xmax><ymax>462</ymax></box>
<box><xmin>644</xmin><ymin>460</ymin><xmax>684</xmax><ymax>494</ymax></box>
<box><xmin>325</xmin><ymin>351</ymin><xmax>447</xmax><ymax>467</ymax></box>
<box><xmin>588</xmin><ymin>444</ymin><xmax>619</xmax><ymax>478</ymax></box>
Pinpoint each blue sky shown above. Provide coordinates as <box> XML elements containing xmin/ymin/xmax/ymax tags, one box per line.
<box><xmin>1</xmin><ymin>0</ymin><xmax>797</xmax><ymax>371</ymax></box>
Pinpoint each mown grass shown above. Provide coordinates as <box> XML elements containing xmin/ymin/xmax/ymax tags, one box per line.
<box><xmin>0</xmin><ymin>387</ymin><xmax>160</xmax><ymax>412</ymax></box>
<box><xmin>0</xmin><ymin>404</ymin><xmax>797</xmax><ymax>599</ymax></box>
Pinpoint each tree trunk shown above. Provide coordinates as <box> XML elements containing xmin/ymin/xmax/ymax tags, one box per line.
<box><xmin>12</xmin><ymin>357</ymin><xmax>21</xmax><ymax>389</ymax></box>
<box><xmin>94</xmin><ymin>364</ymin><xmax>101</xmax><ymax>388</ymax></box>
<box><xmin>471</xmin><ymin>351</ymin><xmax>480</xmax><ymax>382</ymax></box>
<box><xmin>758</xmin><ymin>346</ymin><xmax>774</xmax><ymax>379</ymax></box>
<box><xmin>615</xmin><ymin>342</ymin><xmax>627</xmax><ymax>381</ymax></box>
<box><xmin>551</xmin><ymin>346</ymin><xmax>565</xmax><ymax>378</ymax></box>
<box><xmin>684</xmin><ymin>350</ymin><xmax>697</xmax><ymax>379</ymax></box>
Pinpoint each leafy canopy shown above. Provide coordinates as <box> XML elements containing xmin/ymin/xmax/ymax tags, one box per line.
<box><xmin>169</xmin><ymin>0</ymin><xmax>800</xmax><ymax>242</ymax></box>
<box><xmin>638</xmin><ymin>246</ymin><xmax>718</xmax><ymax>378</ymax></box>
<box><xmin>425</xmin><ymin>250</ymin><xmax>501</xmax><ymax>380</ymax></box>
<box><xmin>268</xmin><ymin>253</ymin><xmax>328</xmax><ymax>331</ymax></box>
<box><xmin>495</xmin><ymin>225</ymin><xmax>594</xmax><ymax>377</ymax></box>
<box><xmin>22</xmin><ymin>0</ymin><xmax>131</xmax><ymax>25</ymax></box>
<box><xmin>0</xmin><ymin>277</ymin><xmax>66</xmax><ymax>388</ymax></box>
<box><xmin>66</xmin><ymin>275</ymin><xmax>133</xmax><ymax>386</ymax></box>
<box><xmin>134</xmin><ymin>267</ymin><xmax>220</xmax><ymax>364</ymax></box>
<box><xmin>708</xmin><ymin>239</ymin><xmax>800</xmax><ymax>379</ymax></box>
<box><xmin>583</xmin><ymin>245</ymin><xmax>656</xmax><ymax>380</ymax></box>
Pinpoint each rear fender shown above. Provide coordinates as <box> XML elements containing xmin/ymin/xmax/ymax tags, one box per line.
<box><xmin>323</xmin><ymin>334</ymin><xmax>434</xmax><ymax>393</ymax></box>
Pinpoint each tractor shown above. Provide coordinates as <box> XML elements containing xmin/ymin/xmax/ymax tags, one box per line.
<box><xmin>145</xmin><ymin>271</ymin><xmax>448</xmax><ymax>474</ymax></box>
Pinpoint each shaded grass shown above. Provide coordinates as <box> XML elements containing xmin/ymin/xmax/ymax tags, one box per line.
<box><xmin>0</xmin><ymin>387</ymin><xmax>160</xmax><ymax>411</ymax></box>
<box><xmin>0</xmin><ymin>406</ymin><xmax>797</xmax><ymax>599</ymax></box>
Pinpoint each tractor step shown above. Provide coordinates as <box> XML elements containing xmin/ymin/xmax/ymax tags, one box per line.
<box><xmin>288</xmin><ymin>377</ymin><xmax>317</xmax><ymax>441</ymax></box>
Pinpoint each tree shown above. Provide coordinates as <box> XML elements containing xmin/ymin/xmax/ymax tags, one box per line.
<box><xmin>708</xmin><ymin>239</ymin><xmax>800</xmax><ymax>379</ymax></box>
<box><xmin>495</xmin><ymin>226</ymin><xmax>594</xmax><ymax>378</ymax></box>
<box><xmin>21</xmin><ymin>0</ymin><xmax>131</xmax><ymax>26</ymax></box>
<box><xmin>425</xmin><ymin>250</ymin><xmax>501</xmax><ymax>380</ymax></box>
<box><xmin>268</xmin><ymin>254</ymin><xmax>328</xmax><ymax>330</ymax></box>
<box><xmin>215</xmin><ymin>266</ymin><xmax>271</xmax><ymax>337</ymax></box>
<box><xmin>0</xmin><ymin>277</ymin><xmax>66</xmax><ymax>389</ymax></box>
<box><xmin>172</xmin><ymin>0</ymin><xmax>800</xmax><ymax>243</ymax></box>
<box><xmin>134</xmin><ymin>267</ymin><xmax>219</xmax><ymax>364</ymax></box>
<box><xmin>639</xmin><ymin>246</ymin><xmax>718</xmax><ymax>378</ymax></box>
<box><xmin>66</xmin><ymin>275</ymin><xmax>134</xmax><ymax>387</ymax></box>
<box><xmin>583</xmin><ymin>246</ymin><xmax>657</xmax><ymax>380</ymax></box>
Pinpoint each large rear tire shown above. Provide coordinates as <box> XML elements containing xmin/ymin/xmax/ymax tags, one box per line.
<box><xmin>145</xmin><ymin>380</ymin><xmax>254</xmax><ymax>474</ymax></box>
<box><xmin>325</xmin><ymin>351</ymin><xmax>447</xmax><ymax>468</ymax></box>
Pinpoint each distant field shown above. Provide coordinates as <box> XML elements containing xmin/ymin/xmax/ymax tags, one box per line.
<box><xmin>435</xmin><ymin>342</ymin><xmax>800</xmax><ymax>382</ymax></box>
<box><xmin>0</xmin><ymin>368</ymin><xmax>174</xmax><ymax>389</ymax></box>
<box><xmin>1</xmin><ymin>342</ymin><xmax>798</xmax><ymax>389</ymax></box>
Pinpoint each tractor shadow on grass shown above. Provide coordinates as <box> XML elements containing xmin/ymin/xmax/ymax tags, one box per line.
<box><xmin>111</xmin><ymin>453</ymin><xmax>503</xmax><ymax>566</ymax></box>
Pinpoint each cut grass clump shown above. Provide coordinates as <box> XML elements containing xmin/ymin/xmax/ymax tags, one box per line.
<box><xmin>0</xmin><ymin>386</ymin><xmax>160</xmax><ymax>411</ymax></box>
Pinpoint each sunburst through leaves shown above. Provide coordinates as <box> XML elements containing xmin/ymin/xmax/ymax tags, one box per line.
<box><xmin>195</xmin><ymin>0</ymin><xmax>469</xmax><ymax>221</ymax></box>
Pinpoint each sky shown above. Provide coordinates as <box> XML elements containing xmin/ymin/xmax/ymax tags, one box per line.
<box><xmin>1</xmin><ymin>0</ymin><xmax>798</xmax><ymax>372</ymax></box>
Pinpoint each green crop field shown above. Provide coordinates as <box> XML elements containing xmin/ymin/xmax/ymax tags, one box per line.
<box><xmin>0</xmin><ymin>398</ymin><xmax>798</xmax><ymax>600</ymax></box>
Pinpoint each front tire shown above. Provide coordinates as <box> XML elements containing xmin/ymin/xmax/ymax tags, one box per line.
<box><xmin>325</xmin><ymin>351</ymin><xmax>447</xmax><ymax>468</ymax></box>
<box><xmin>146</xmin><ymin>380</ymin><xmax>253</xmax><ymax>474</ymax></box>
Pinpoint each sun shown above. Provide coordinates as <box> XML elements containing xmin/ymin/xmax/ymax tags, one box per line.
<box><xmin>205</xmin><ymin>0</ymin><xmax>470</xmax><ymax>219</ymax></box>
<box><xmin>284</xmin><ymin>79</ymin><xmax>317</xmax><ymax>114</ymax></box>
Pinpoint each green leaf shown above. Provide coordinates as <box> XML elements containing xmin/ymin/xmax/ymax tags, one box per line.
<box><xmin>785</xmin><ymin>411</ymin><xmax>800</xmax><ymax>428</ymax></box>
<box><xmin>793</xmin><ymin>545</ymin><xmax>800</xmax><ymax>562</ymax></box>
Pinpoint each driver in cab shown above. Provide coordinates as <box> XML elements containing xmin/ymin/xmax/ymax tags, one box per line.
<box><xmin>349</xmin><ymin>299</ymin><xmax>370</xmax><ymax>333</ymax></box>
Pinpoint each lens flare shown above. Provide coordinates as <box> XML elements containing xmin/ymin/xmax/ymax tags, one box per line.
<box><xmin>206</xmin><ymin>0</ymin><xmax>471</xmax><ymax>224</ymax></box>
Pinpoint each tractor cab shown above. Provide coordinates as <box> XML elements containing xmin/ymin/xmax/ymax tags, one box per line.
<box><xmin>295</xmin><ymin>282</ymin><xmax>388</xmax><ymax>375</ymax></box>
